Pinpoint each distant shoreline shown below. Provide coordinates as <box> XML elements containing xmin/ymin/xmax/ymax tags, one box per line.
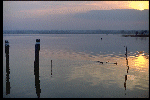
<box><xmin>3</xmin><ymin>30</ymin><xmax>149</xmax><ymax>35</ymax></box>
<box><xmin>122</xmin><ymin>34</ymin><xmax>149</xmax><ymax>37</ymax></box>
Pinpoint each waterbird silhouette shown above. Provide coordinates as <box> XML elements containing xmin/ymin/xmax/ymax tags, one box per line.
<box><xmin>96</xmin><ymin>61</ymin><xmax>100</xmax><ymax>63</ymax></box>
<box><xmin>95</xmin><ymin>61</ymin><xmax>103</xmax><ymax>64</ymax></box>
<box><xmin>114</xmin><ymin>62</ymin><xmax>117</xmax><ymax>65</ymax></box>
<box><xmin>106</xmin><ymin>61</ymin><xmax>109</xmax><ymax>63</ymax></box>
<box><xmin>100</xmin><ymin>62</ymin><xmax>103</xmax><ymax>64</ymax></box>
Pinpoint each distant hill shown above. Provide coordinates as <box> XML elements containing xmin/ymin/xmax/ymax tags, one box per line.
<box><xmin>3</xmin><ymin>30</ymin><xmax>149</xmax><ymax>34</ymax></box>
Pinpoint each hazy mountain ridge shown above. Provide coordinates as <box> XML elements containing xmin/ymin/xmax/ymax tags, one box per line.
<box><xmin>3</xmin><ymin>30</ymin><xmax>149</xmax><ymax>34</ymax></box>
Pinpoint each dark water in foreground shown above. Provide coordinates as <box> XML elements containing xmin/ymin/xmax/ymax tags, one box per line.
<box><xmin>3</xmin><ymin>34</ymin><xmax>149</xmax><ymax>98</ymax></box>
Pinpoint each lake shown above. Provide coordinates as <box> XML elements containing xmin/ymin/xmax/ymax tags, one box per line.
<box><xmin>3</xmin><ymin>34</ymin><xmax>149</xmax><ymax>98</ymax></box>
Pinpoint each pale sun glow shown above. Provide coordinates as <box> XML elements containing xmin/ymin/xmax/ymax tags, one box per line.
<box><xmin>134</xmin><ymin>54</ymin><xmax>149</xmax><ymax>71</ymax></box>
<box><xmin>128</xmin><ymin>1</ymin><xmax>149</xmax><ymax>10</ymax></box>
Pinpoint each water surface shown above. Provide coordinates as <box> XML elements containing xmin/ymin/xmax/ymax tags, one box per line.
<box><xmin>3</xmin><ymin>34</ymin><xmax>149</xmax><ymax>98</ymax></box>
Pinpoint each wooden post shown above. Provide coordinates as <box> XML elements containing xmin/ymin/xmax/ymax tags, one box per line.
<box><xmin>5</xmin><ymin>40</ymin><xmax>10</xmax><ymax>95</ymax></box>
<box><xmin>126</xmin><ymin>46</ymin><xmax>127</xmax><ymax>60</ymax></box>
<box><xmin>51</xmin><ymin>60</ymin><xmax>52</xmax><ymax>76</ymax></box>
<box><xmin>34</xmin><ymin>39</ymin><xmax>41</xmax><ymax>98</ymax></box>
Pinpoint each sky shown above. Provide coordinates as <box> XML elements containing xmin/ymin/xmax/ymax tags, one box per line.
<box><xmin>3</xmin><ymin>1</ymin><xmax>149</xmax><ymax>30</ymax></box>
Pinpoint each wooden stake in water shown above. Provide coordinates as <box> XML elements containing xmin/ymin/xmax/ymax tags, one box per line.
<box><xmin>126</xmin><ymin>46</ymin><xmax>127</xmax><ymax>60</ymax></box>
<box><xmin>34</xmin><ymin>39</ymin><xmax>41</xmax><ymax>98</ymax></box>
<box><xmin>51</xmin><ymin>60</ymin><xmax>52</xmax><ymax>76</ymax></box>
<box><xmin>5</xmin><ymin>40</ymin><xmax>10</xmax><ymax>95</ymax></box>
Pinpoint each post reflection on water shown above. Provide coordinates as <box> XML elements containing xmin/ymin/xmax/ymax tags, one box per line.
<box><xmin>124</xmin><ymin>75</ymin><xmax>127</xmax><ymax>90</ymax></box>
<box><xmin>124</xmin><ymin>46</ymin><xmax>129</xmax><ymax>95</ymax></box>
<box><xmin>34</xmin><ymin>39</ymin><xmax>41</xmax><ymax>98</ymax></box>
<box><xmin>5</xmin><ymin>40</ymin><xmax>10</xmax><ymax>95</ymax></box>
<box><xmin>3</xmin><ymin>34</ymin><xmax>149</xmax><ymax>98</ymax></box>
<box><xmin>51</xmin><ymin>60</ymin><xmax>52</xmax><ymax>77</ymax></box>
<box><xmin>33</xmin><ymin>42</ymin><xmax>149</xmax><ymax>98</ymax></box>
<box><xmin>123</xmin><ymin>46</ymin><xmax>149</xmax><ymax>95</ymax></box>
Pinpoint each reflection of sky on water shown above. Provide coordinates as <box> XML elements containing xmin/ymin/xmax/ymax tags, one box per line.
<box><xmin>3</xmin><ymin>34</ymin><xmax>149</xmax><ymax>98</ymax></box>
<box><xmin>39</xmin><ymin>48</ymin><xmax>149</xmax><ymax>90</ymax></box>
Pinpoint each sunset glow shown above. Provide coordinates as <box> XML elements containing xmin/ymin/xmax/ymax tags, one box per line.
<box><xmin>84</xmin><ymin>1</ymin><xmax>149</xmax><ymax>10</ymax></box>
<box><xmin>3</xmin><ymin>1</ymin><xmax>149</xmax><ymax>30</ymax></box>
<box><xmin>128</xmin><ymin>1</ymin><xmax>149</xmax><ymax>11</ymax></box>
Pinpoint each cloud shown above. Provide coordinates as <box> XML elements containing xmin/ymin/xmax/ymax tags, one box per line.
<box><xmin>71</xmin><ymin>9</ymin><xmax>149</xmax><ymax>30</ymax></box>
<box><xmin>3</xmin><ymin>1</ymin><xmax>149</xmax><ymax>30</ymax></box>
<box><xmin>73</xmin><ymin>9</ymin><xmax>149</xmax><ymax>22</ymax></box>
<box><xmin>84</xmin><ymin>1</ymin><xmax>129</xmax><ymax>10</ymax></box>
<box><xmin>84</xmin><ymin>1</ymin><xmax>149</xmax><ymax>10</ymax></box>
<box><xmin>3</xmin><ymin>1</ymin><xmax>149</xmax><ymax>19</ymax></box>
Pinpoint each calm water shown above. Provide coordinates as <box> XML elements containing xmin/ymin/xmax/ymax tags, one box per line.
<box><xmin>3</xmin><ymin>34</ymin><xmax>149</xmax><ymax>98</ymax></box>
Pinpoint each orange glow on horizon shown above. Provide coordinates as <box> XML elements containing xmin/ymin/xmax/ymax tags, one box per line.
<box><xmin>14</xmin><ymin>1</ymin><xmax>149</xmax><ymax>18</ymax></box>
<box><xmin>84</xmin><ymin>1</ymin><xmax>149</xmax><ymax>11</ymax></box>
<box><xmin>128</xmin><ymin>1</ymin><xmax>149</xmax><ymax>11</ymax></box>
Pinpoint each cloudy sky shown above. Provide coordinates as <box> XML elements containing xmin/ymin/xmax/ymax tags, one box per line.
<box><xmin>3</xmin><ymin>1</ymin><xmax>149</xmax><ymax>30</ymax></box>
